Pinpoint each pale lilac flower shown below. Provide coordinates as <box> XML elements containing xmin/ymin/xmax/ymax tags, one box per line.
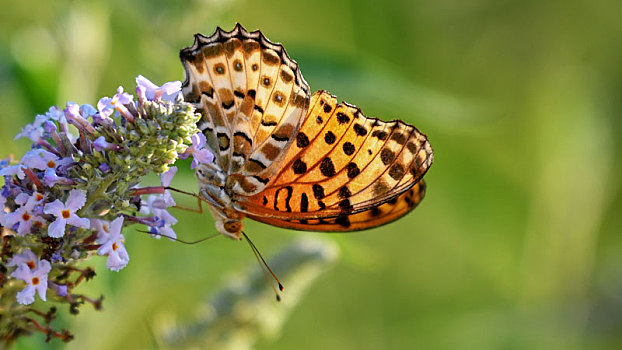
<box><xmin>0</xmin><ymin>164</ymin><xmax>26</xmax><ymax>179</ymax></box>
<box><xmin>49</xmin><ymin>282</ymin><xmax>68</xmax><ymax>297</ymax></box>
<box><xmin>98</xmin><ymin>163</ymin><xmax>111</xmax><ymax>173</ymax></box>
<box><xmin>64</xmin><ymin>102</ymin><xmax>81</xmax><ymax>119</ymax></box>
<box><xmin>80</xmin><ymin>104</ymin><xmax>97</xmax><ymax>118</ymax></box>
<box><xmin>44</xmin><ymin>106</ymin><xmax>64</xmax><ymax>121</ymax></box>
<box><xmin>43</xmin><ymin>169</ymin><xmax>74</xmax><ymax>187</ymax></box>
<box><xmin>135</xmin><ymin>75</ymin><xmax>182</xmax><ymax>102</ymax></box>
<box><xmin>7</xmin><ymin>249</ymin><xmax>39</xmax><ymax>269</ymax></box>
<box><xmin>139</xmin><ymin>167</ymin><xmax>178</xmax><ymax>241</ymax></box>
<box><xmin>4</xmin><ymin>205</ymin><xmax>45</xmax><ymax>236</ymax></box>
<box><xmin>140</xmin><ymin>167</ymin><xmax>177</xmax><ymax>215</ymax></box>
<box><xmin>161</xmin><ymin>166</ymin><xmax>177</xmax><ymax>187</ymax></box>
<box><xmin>4</xmin><ymin>192</ymin><xmax>46</xmax><ymax>235</ymax></box>
<box><xmin>63</xmin><ymin>102</ymin><xmax>97</xmax><ymax>135</ymax></box>
<box><xmin>43</xmin><ymin>120</ymin><xmax>57</xmax><ymax>133</ymax></box>
<box><xmin>43</xmin><ymin>189</ymin><xmax>90</xmax><ymax>238</ymax></box>
<box><xmin>11</xmin><ymin>259</ymin><xmax>51</xmax><ymax>305</ymax></box>
<box><xmin>92</xmin><ymin>217</ymin><xmax>129</xmax><ymax>271</ymax></box>
<box><xmin>21</xmin><ymin>149</ymin><xmax>72</xmax><ymax>171</ymax></box>
<box><xmin>179</xmin><ymin>133</ymin><xmax>214</xmax><ymax>169</ymax></box>
<box><xmin>148</xmin><ymin>207</ymin><xmax>178</xmax><ymax>241</ymax></box>
<box><xmin>97</xmin><ymin>86</ymin><xmax>133</xmax><ymax>119</ymax></box>
<box><xmin>43</xmin><ymin>169</ymin><xmax>61</xmax><ymax>187</ymax></box>
<box><xmin>19</xmin><ymin>191</ymin><xmax>45</xmax><ymax>210</ymax></box>
<box><xmin>14</xmin><ymin>114</ymin><xmax>48</xmax><ymax>141</ymax></box>
<box><xmin>149</xmin><ymin>224</ymin><xmax>177</xmax><ymax>241</ymax></box>
<box><xmin>93</xmin><ymin>136</ymin><xmax>120</xmax><ymax>152</ymax></box>
<box><xmin>140</xmin><ymin>194</ymin><xmax>177</xmax><ymax>216</ymax></box>
<box><xmin>158</xmin><ymin>167</ymin><xmax>177</xmax><ymax>207</ymax></box>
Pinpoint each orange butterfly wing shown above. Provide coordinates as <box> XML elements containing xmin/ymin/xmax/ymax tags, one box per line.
<box><xmin>180</xmin><ymin>24</ymin><xmax>310</xmax><ymax>195</ymax></box>
<box><xmin>237</xmin><ymin>91</ymin><xmax>433</xmax><ymax>230</ymax></box>
<box><xmin>246</xmin><ymin>180</ymin><xmax>426</xmax><ymax>232</ymax></box>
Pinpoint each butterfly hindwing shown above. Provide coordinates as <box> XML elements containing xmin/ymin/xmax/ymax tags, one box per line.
<box><xmin>238</xmin><ymin>91</ymin><xmax>433</xmax><ymax>229</ymax></box>
<box><xmin>245</xmin><ymin>181</ymin><xmax>427</xmax><ymax>231</ymax></box>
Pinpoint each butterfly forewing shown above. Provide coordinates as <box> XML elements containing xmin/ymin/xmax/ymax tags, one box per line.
<box><xmin>180</xmin><ymin>24</ymin><xmax>310</xmax><ymax>195</ymax></box>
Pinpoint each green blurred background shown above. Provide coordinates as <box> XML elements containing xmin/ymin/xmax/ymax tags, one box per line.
<box><xmin>2</xmin><ymin>0</ymin><xmax>622</xmax><ymax>349</ymax></box>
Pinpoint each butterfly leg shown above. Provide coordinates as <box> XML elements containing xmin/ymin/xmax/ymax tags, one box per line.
<box><xmin>166</xmin><ymin>187</ymin><xmax>205</xmax><ymax>213</ymax></box>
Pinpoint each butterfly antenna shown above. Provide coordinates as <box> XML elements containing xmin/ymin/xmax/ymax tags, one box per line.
<box><xmin>241</xmin><ymin>231</ymin><xmax>284</xmax><ymax>302</ymax></box>
<box><xmin>136</xmin><ymin>229</ymin><xmax>220</xmax><ymax>245</ymax></box>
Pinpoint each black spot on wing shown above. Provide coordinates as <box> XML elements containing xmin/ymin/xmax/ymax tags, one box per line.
<box><xmin>346</xmin><ymin>162</ymin><xmax>360</xmax><ymax>178</ymax></box>
<box><xmin>292</xmin><ymin>158</ymin><xmax>307</xmax><ymax>174</ymax></box>
<box><xmin>335</xmin><ymin>213</ymin><xmax>351</xmax><ymax>227</ymax></box>
<box><xmin>336</xmin><ymin>112</ymin><xmax>350</xmax><ymax>125</ymax></box>
<box><xmin>324</xmin><ymin>131</ymin><xmax>336</xmax><ymax>144</ymax></box>
<box><xmin>312</xmin><ymin>184</ymin><xmax>325</xmax><ymax>199</ymax></box>
<box><xmin>274</xmin><ymin>186</ymin><xmax>293</xmax><ymax>212</ymax></box>
<box><xmin>300</xmin><ymin>193</ymin><xmax>309</xmax><ymax>212</ymax></box>
<box><xmin>338</xmin><ymin>186</ymin><xmax>352</xmax><ymax>198</ymax></box>
<box><xmin>342</xmin><ymin>142</ymin><xmax>355</xmax><ymax>155</ymax></box>
<box><xmin>372</xmin><ymin>130</ymin><xmax>388</xmax><ymax>140</ymax></box>
<box><xmin>320</xmin><ymin>158</ymin><xmax>336</xmax><ymax>177</ymax></box>
<box><xmin>296</xmin><ymin>132</ymin><xmax>310</xmax><ymax>148</ymax></box>
<box><xmin>380</xmin><ymin>148</ymin><xmax>395</xmax><ymax>166</ymax></box>
<box><xmin>353</xmin><ymin>123</ymin><xmax>367</xmax><ymax>136</ymax></box>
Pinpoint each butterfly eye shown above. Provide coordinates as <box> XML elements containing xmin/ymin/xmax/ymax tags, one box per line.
<box><xmin>223</xmin><ymin>220</ymin><xmax>242</xmax><ymax>233</ymax></box>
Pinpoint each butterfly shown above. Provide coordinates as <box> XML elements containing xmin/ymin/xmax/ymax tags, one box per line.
<box><xmin>179</xmin><ymin>24</ymin><xmax>433</xmax><ymax>240</ymax></box>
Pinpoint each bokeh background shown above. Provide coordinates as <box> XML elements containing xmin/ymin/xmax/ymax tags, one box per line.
<box><xmin>2</xmin><ymin>0</ymin><xmax>622</xmax><ymax>349</ymax></box>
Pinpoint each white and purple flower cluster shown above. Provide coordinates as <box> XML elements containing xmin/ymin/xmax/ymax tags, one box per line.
<box><xmin>0</xmin><ymin>76</ymin><xmax>212</xmax><ymax>341</ymax></box>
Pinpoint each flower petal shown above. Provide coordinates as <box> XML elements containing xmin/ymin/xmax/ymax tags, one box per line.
<box><xmin>109</xmin><ymin>216</ymin><xmax>124</xmax><ymax>235</ymax></box>
<box><xmin>35</xmin><ymin>279</ymin><xmax>48</xmax><ymax>302</ymax></box>
<box><xmin>10</xmin><ymin>263</ymin><xmax>32</xmax><ymax>280</ymax></box>
<box><xmin>160</xmin><ymin>166</ymin><xmax>177</xmax><ymax>187</ymax></box>
<box><xmin>107</xmin><ymin>245</ymin><xmax>129</xmax><ymax>271</ymax></box>
<box><xmin>66</xmin><ymin>215</ymin><xmax>90</xmax><ymax>229</ymax></box>
<box><xmin>65</xmin><ymin>189</ymin><xmax>86</xmax><ymax>210</ymax></box>
<box><xmin>7</xmin><ymin>250</ymin><xmax>37</xmax><ymax>268</ymax></box>
<box><xmin>16</xmin><ymin>285</ymin><xmax>36</xmax><ymax>305</ymax></box>
<box><xmin>37</xmin><ymin>259</ymin><xmax>52</xmax><ymax>274</ymax></box>
<box><xmin>47</xmin><ymin>218</ymin><xmax>67</xmax><ymax>238</ymax></box>
<box><xmin>43</xmin><ymin>200</ymin><xmax>65</xmax><ymax>216</ymax></box>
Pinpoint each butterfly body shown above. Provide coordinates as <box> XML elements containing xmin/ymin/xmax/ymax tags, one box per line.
<box><xmin>180</xmin><ymin>24</ymin><xmax>433</xmax><ymax>239</ymax></box>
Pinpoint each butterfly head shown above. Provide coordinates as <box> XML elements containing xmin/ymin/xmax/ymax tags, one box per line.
<box><xmin>213</xmin><ymin>217</ymin><xmax>244</xmax><ymax>240</ymax></box>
